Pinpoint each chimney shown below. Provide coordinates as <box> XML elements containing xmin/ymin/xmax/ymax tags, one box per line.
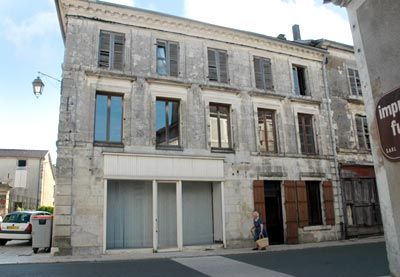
<box><xmin>292</xmin><ymin>24</ymin><xmax>301</xmax><ymax>41</ymax></box>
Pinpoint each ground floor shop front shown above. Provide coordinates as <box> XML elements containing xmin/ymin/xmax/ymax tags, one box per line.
<box><xmin>102</xmin><ymin>153</ymin><xmax>226</xmax><ymax>253</ymax></box>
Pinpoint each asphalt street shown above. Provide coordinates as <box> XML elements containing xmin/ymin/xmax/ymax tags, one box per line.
<box><xmin>0</xmin><ymin>242</ymin><xmax>389</xmax><ymax>277</ymax></box>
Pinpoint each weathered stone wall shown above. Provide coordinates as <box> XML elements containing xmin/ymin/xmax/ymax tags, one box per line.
<box><xmin>54</xmin><ymin>6</ymin><xmax>341</xmax><ymax>255</ymax></box>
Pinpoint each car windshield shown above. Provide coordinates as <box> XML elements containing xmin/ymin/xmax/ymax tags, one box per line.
<box><xmin>3</xmin><ymin>213</ymin><xmax>31</xmax><ymax>223</ymax></box>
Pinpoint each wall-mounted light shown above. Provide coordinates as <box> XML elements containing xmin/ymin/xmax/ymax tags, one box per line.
<box><xmin>31</xmin><ymin>71</ymin><xmax>61</xmax><ymax>98</ymax></box>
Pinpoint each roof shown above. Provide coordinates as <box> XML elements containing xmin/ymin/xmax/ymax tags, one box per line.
<box><xmin>55</xmin><ymin>0</ymin><xmax>327</xmax><ymax>55</ymax></box>
<box><xmin>0</xmin><ymin>149</ymin><xmax>48</xmax><ymax>159</ymax></box>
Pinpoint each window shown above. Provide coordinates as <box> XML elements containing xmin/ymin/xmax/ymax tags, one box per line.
<box><xmin>210</xmin><ymin>103</ymin><xmax>231</xmax><ymax>149</ymax></box>
<box><xmin>254</xmin><ymin>57</ymin><xmax>273</xmax><ymax>90</ymax></box>
<box><xmin>306</xmin><ymin>181</ymin><xmax>323</xmax><ymax>226</ymax></box>
<box><xmin>98</xmin><ymin>30</ymin><xmax>125</xmax><ymax>70</ymax></box>
<box><xmin>257</xmin><ymin>109</ymin><xmax>277</xmax><ymax>153</ymax></box>
<box><xmin>207</xmin><ymin>48</ymin><xmax>228</xmax><ymax>83</ymax></box>
<box><xmin>298</xmin><ymin>114</ymin><xmax>316</xmax><ymax>154</ymax></box>
<box><xmin>292</xmin><ymin>65</ymin><xmax>308</xmax><ymax>96</ymax></box>
<box><xmin>18</xmin><ymin>160</ymin><xmax>27</xmax><ymax>167</ymax></box>
<box><xmin>156</xmin><ymin>40</ymin><xmax>179</xmax><ymax>77</ymax></box>
<box><xmin>348</xmin><ymin>68</ymin><xmax>362</xmax><ymax>96</ymax></box>
<box><xmin>94</xmin><ymin>93</ymin><xmax>123</xmax><ymax>144</ymax></box>
<box><xmin>156</xmin><ymin>98</ymin><xmax>180</xmax><ymax>147</ymax></box>
<box><xmin>355</xmin><ymin>115</ymin><xmax>370</xmax><ymax>150</ymax></box>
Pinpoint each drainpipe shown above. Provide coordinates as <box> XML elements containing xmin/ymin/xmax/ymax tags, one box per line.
<box><xmin>322</xmin><ymin>55</ymin><xmax>344</xmax><ymax>239</ymax></box>
<box><xmin>36</xmin><ymin>157</ymin><xmax>43</xmax><ymax>210</ymax></box>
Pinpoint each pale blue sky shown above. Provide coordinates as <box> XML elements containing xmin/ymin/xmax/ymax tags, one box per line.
<box><xmin>0</xmin><ymin>0</ymin><xmax>349</xmax><ymax>162</ymax></box>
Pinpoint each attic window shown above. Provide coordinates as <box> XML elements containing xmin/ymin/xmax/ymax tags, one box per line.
<box><xmin>18</xmin><ymin>160</ymin><xmax>27</xmax><ymax>167</ymax></box>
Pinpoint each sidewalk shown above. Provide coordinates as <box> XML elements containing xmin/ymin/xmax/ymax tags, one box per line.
<box><xmin>0</xmin><ymin>236</ymin><xmax>385</xmax><ymax>265</ymax></box>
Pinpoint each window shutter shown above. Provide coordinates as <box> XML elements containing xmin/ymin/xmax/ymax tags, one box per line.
<box><xmin>284</xmin><ymin>181</ymin><xmax>299</xmax><ymax>244</ymax></box>
<box><xmin>253</xmin><ymin>180</ymin><xmax>266</xmax><ymax>224</ymax></box>
<box><xmin>169</xmin><ymin>42</ymin><xmax>179</xmax><ymax>77</ymax></box>
<box><xmin>322</xmin><ymin>181</ymin><xmax>335</xmax><ymax>225</ymax></box>
<box><xmin>99</xmin><ymin>31</ymin><xmax>111</xmax><ymax>68</ymax></box>
<box><xmin>348</xmin><ymin>69</ymin><xmax>357</xmax><ymax>96</ymax></box>
<box><xmin>113</xmin><ymin>34</ymin><xmax>125</xmax><ymax>70</ymax></box>
<box><xmin>263</xmin><ymin>58</ymin><xmax>273</xmax><ymax>90</ymax></box>
<box><xmin>254</xmin><ymin>57</ymin><xmax>263</xmax><ymax>89</ymax></box>
<box><xmin>298</xmin><ymin>115</ymin><xmax>305</xmax><ymax>153</ymax></box>
<box><xmin>207</xmin><ymin>49</ymin><xmax>218</xmax><ymax>81</ymax></box>
<box><xmin>355</xmin><ymin>70</ymin><xmax>362</xmax><ymax>96</ymax></box>
<box><xmin>355</xmin><ymin>116</ymin><xmax>365</xmax><ymax>149</ymax></box>
<box><xmin>218</xmin><ymin>51</ymin><xmax>228</xmax><ymax>83</ymax></box>
<box><xmin>296</xmin><ymin>181</ymin><xmax>309</xmax><ymax>228</ymax></box>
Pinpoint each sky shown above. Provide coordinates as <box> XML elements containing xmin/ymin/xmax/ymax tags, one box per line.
<box><xmin>0</xmin><ymin>0</ymin><xmax>351</xmax><ymax>162</ymax></box>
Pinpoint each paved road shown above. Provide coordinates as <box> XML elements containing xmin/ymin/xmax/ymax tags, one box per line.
<box><xmin>0</xmin><ymin>242</ymin><xmax>389</xmax><ymax>277</ymax></box>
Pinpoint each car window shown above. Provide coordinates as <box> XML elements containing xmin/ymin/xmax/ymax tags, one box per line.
<box><xmin>2</xmin><ymin>213</ymin><xmax>31</xmax><ymax>223</ymax></box>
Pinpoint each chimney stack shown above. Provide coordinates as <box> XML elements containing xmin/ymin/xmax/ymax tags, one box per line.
<box><xmin>292</xmin><ymin>24</ymin><xmax>301</xmax><ymax>41</ymax></box>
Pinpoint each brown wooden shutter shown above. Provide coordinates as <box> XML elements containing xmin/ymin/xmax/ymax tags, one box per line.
<box><xmin>113</xmin><ymin>33</ymin><xmax>125</xmax><ymax>70</ymax></box>
<box><xmin>253</xmin><ymin>57</ymin><xmax>263</xmax><ymax>89</ymax></box>
<box><xmin>263</xmin><ymin>58</ymin><xmax>273</xmax><ymax>90</ymax></box>
<box><xmin>207</xmin><ymin>49</ymin><xmax>218</xmax><ymax>81</ymax></box>
<box><xmin>169</xmin><ymin>42</ymin><xmax>179</xmax><ymax>77</ymax></box>
<box><xmin>218</xmin><ymin>50</ymin><xmax>228</xmax><ymax>83</ymax></box>
<box><xmin>99</xmin><ymin>31</ymin><xmax>111</xmax><ymax>68</ymax></box>
<box><xmin>322</xmin><ymin>181</ymin><xmax>335</xmax><ymax>225</ymax></box>
<box><xmin>253</xmin><ymin>180</ymin><xmax>266</xmax><ymax>224</ymax></box>
<box><xmin>284</xmin><ymin>181</ymin><xmax>298</xmax><ymax>244</ymax></box>
<box><xmin>296</xmin><ymin>181</ymin><xmax>309</xmax><ymax>228</ymax></box>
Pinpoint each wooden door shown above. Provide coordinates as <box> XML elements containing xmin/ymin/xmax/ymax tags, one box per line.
<box><xmin>284</xmin><ymin>181</ymin><xmax>298</xmax><ymax>244</ymax></box>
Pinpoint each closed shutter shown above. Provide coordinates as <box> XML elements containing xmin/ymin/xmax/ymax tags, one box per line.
<box><xmin>253</xmin><ymin>180</ymin><xmax>266</xmax><ymax>224</ymax></box>
<box><xmin>99</xmin><ymin>31</ymin><xmax>111</xmax><ymax>68</ymax></box>
<box><xmin>218</xmin><ymin>50</ymin><xmax>228</xmax><ymax>83</ymax></box>
<box><xmin>113</xmin><ymin>33</ymin><xmax>124</xmax><ymax>70</ymax></box>
<box><xmin>355</xmin><ymin>116</ymin><xmax>365</xmax><ymax>149</ymax></box>
<box><xmin>284</xmin><ymin>181</ymin><xmax>298</xmax><ymax>244</ymax></box>
<box><xmin>296</xmin><ymin>181</ymin><xmax>309</xmax><ymax>228</ymax></box>
<box><xmin>322</xmin><ymin>181</ymin><xmax>335</xmax><ymax>225</ymax></box>
<box><xmin>169</xmin><ymin>42</ymin><xmax>179</xmax><ymax>77</ymax></box>
<box><xmin>263</xmin><ymin>58</ymin><xmax>273</xmax><ymax>90</ymax></box>
<box><xmin>207</xmin><ymin>49</ymin><xmax>218</xmax><ymax>81</ymax></box>
<box><xmin>254</xmin><ymin>57</ymin><xmax>263</xmax><ymax>89</ymax></box>
<box><xmin>348</xmin><ymin>69</ymin><xmax>357</xmax><ymax>96</ymax></box>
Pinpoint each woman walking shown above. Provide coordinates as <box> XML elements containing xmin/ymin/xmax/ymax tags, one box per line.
<box><xmin>251</xmin><ymin>210</ymin><xmax>268</xmax><ymax>250</ymax></box>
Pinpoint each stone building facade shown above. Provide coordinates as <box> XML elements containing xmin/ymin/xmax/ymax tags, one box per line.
<box><xmin>53</xmin><ymin>0</ymin><xmax>375</xmax><ymax>255</ymax></box>
<box><xmin>0</xmin><ymin>149</ymin><xmax>55</xmax><ymax>217</ymax></box>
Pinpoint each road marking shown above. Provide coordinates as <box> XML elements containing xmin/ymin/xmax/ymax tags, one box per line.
<box><xmin>173</xmin><ymin>256</ymin><xmax>294</xmax><ymax>277</ymax></box>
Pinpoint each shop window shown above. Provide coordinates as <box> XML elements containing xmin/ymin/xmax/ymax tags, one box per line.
<box><xmin>210</xmin><ymin>103</ymin><xmax>231</xmax><ymax>150</ymax></box>
<box><xmin>94</xmin><ymin>93</ymin><xmax>123</xmax><ymax>144</ymax></box>
<box><xmin>257</xmin><ymin>109</ymin><xmax>277</xmax><ymax>153</ymax></box>
<box><xmin>156</xmin><ymin>98</ymin><xmax>180</xmax><ymax>147</ymax></box>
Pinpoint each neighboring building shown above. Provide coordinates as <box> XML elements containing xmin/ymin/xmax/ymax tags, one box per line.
<box><xmin>0</xmin><ymin>149</ymin><xmax>55</xmax><ymax>217</ymax></box>
<box><xmin>53</xmin><ymin>0</ymin><xmax>377</xmax><ymax>256</ymax></box>
<box><xmin>325</xmin><ymin>0</ymin><xmax>400</xmax><ymax>275</ymax></box>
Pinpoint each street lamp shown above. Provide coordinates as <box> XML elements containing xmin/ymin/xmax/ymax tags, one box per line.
<box><xmin>31</xmin><ymin>71</ymin><xmax>61</xmax><ymax>98</ymax></box>
<box><xmin>32</xmin><ymin>77</ymin><xmax>45</xmax><ymax>98</ymax></box>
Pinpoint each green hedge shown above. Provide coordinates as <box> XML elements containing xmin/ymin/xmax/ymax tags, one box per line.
<box><xmin>37</xmin><ymin>206</ymin><xmax>54</xmax><ymax>214</ymax></box>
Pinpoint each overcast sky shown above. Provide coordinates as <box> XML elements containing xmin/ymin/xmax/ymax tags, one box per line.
<box><xmin>0</xmin><ymin>0</ymin><xmax>351</xmax><ymax>162</ymax></box>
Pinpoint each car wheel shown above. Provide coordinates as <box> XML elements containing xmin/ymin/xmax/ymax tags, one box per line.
<box><xmin>33</xmin><ymin>248</ymin><xmax>39</xmax><ymax>254</ymax></box>
<box><xmin>0</xmin><ymin>239</ymin><xmax>8</xmax><ymax>246</ymax></box>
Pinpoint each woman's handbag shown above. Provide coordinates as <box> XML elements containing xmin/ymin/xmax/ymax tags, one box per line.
<box><xmin>256</xmin><ymin>236</ymin><xmax>269</xmax><ymax>249</ymax></box>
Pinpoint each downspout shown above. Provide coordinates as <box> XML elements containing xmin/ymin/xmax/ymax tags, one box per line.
<box><xmin>36</xmin><ymin>157</ymin><xmax>43</xmax><ymax>210</ymax></box>
<box><xmin>322</xmin><ymin>55</ymin><xmax>344</xmax><ymax>240</ymax></box>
